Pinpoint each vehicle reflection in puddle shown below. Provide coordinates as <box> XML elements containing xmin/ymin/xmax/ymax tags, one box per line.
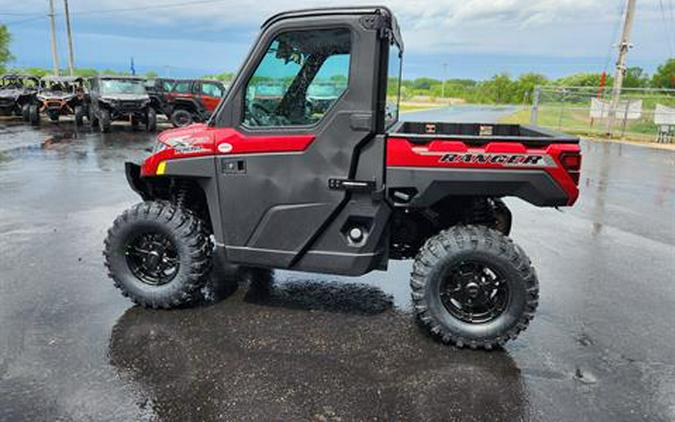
<box><xmin>108</xmin><ymin>271</ymin><xmax>526</xmax><ymax>420</ymax></box>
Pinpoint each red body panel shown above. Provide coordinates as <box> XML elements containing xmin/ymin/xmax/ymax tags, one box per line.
<box><xmin>386</xmin><ymin>137</ymin><xmax>581</xmax><ymax>205</ymax></box>
<box><xmin>141</xmin><ymin>124</ymin><xmax>315</xmax><ymax>176</ymax></box>
<box><xmin>142</xmin><ymin>125</ymin><xmax>579</xmax><ymax>206</ymax></box>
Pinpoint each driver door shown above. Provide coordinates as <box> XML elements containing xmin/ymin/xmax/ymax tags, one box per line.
<box><xmin>212</xmin><ymin>21</ymin><xmax>390</xmax><ymax>274</ymax></box>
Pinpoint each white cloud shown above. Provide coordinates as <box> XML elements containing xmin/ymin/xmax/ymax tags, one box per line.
<box><xmin>1</xmin><ymin>0</ymin><xmax>669</xmax><ymax>59</ymax></box>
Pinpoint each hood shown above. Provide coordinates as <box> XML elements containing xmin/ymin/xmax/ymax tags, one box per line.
<box><xmin>158</xmin><ymin>123</ymin><xmax>211</xmax><ymax>147</ymax></box>
<box><xmin>101</xmin><ymin>93</ymin><xmax>149</xmax><ymax>101</ymax></box>
<box><xmin>38</xmin><ymin>91</ymin><xmax>75</xmax><ymax>101</ymax></box>
<box><xmin>0</xmin><ymin>88</ymin><xmax>23</xmax><ymax>99</ymax></box>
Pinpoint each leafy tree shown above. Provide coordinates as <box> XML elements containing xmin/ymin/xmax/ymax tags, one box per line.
<box><xmin>145</xmin><ymin>70</ymin><xmax>159</xmax><ymax>79</ymax></box>
<box><xmin>74</xmin><ymin>68</ymin><xmax>99</xmax><ymax>78</ymax></box>
<box><xmin>651</xmin><ymin>58</ymin><xmax>675</xmax><ymax>89</ymax></box>
<box><xmin>623</xmin><ymin>67</ymin><xmax>650</xmax><ymax>88</ymax></box>
<box><xmin>201</xmin><ymin>71</ymin><xmax>235</xmax><ymax>82</ymax></box>
<box><xmin>0</xmin><ymin>25</ymin><xmax>12</xmax><ymax>73</ymax></box>
<box><xmin>554</xmin><ymin>72</ymin><xmax>611</xmax><ymax>87</ymax></box>
<box><xmin>514</xmin><ymin>73</ymin><xmax>547</xmax><ymax>103</ymax></box>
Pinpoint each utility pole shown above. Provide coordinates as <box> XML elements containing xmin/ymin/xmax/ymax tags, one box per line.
<box><xmin>606</xmin><ymin>0</ymin><xmax>637</xmax><ymax>136</ymax></box>
<box><xmin>48</xmin><ymin>0</ymin><xmax>60</xmax><ymax>76</ymax></box>
<box><xmin>442</xmin><ymin>62</ymin><xmax>448</xmax><ymax>98</ymax></box>
<box><xmin>63</xmin><ymin>0</ymin><xmax>75</xmax><ymax>76</ymax></box>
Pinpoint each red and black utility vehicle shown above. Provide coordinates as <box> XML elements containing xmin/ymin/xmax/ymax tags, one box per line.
<box><xmin>163</xmin><ymin>79</ymin><xmax>226</xmax><ymax>127</ymax></box>
<box><xmin>104</xmin><ymin>6</ymin><xmax>581</xmax><ymax>349</ymax></box>
<box><xmin>30</xmin><ymin>75</ymin><xmax>88</xmax><ymax>126</ymax></box>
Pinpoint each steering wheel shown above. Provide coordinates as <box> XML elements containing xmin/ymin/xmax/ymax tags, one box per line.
<box><xmin>246</xmin><ymin>102</ymin><xmax>272</xmax><ymax>126</ymax></box>
<box><xmin>247</xmin><ymin>102</ymin><xmax>290</xmax><ymax>126</ymax></box>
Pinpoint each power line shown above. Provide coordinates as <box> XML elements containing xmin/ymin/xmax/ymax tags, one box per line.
<box><xmin>70</xmin><ymin>0</ymin><xmax>230</xmax><ymax>16</ymax></box>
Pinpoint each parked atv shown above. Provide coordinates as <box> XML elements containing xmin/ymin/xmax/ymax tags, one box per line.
<box><xmin>30</xmin><ymin>75</ymin><xmax>89</xmax><ymax>126</ymax></box>
<box><xmin>88</xmin><ymin>75</ymin><xmax>156</xmax><ymax>133</ymax></box>
<box><xmin>0</xmin><ymin>74</ymin><xmax>38</xmax><ymax>120</ymax></box>
<box><xmin>164</xmin><ymin>79</ymin><xmax>226</xmax><ymax>127</ymax></box>
<box><xmin>104</xmin><ymin>7</ymin><xmax>582</xmax><ymax>349</ymax></box>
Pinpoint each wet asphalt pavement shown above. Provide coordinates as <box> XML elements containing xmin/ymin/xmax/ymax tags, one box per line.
<box><xmin>0</xmin><ymin>105</ymin><xmax>674</xmax><ymax>421</ymax></box>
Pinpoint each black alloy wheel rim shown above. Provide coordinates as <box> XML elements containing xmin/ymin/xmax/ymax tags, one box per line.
<box><xmin>439</xmin><ymin>260</ymin><xmax>510</xmax><ymax>324</ymax></box>
<box><xmin>125</xmin><ymin>231</ymin><xmax>180</xmax><ymax>286</ymax></box>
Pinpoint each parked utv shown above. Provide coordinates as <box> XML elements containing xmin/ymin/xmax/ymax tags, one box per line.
<box><xmin>30</xmin><ymin>75</ymin><xmax>88</xmax><ymax>125</ymax></box>
<box><xmin>144</xmin><ymin>77</ymin><xmax>177</xmax><ymax>120</ymax></box>
<box><xmin>164</xmin><ymin>79</ymin><xmax>226</xmax><ymax>127</ymax></box>
<box><xmin>104</xmin><ymin>7</ymin><xmax>582</xmax><ymax>350</ymax></box>
<box><xmin>0</xmin><ymin>74</ymin><xmax>38</xmax><ymax>120</ymax></box>
<box><xmin>88</xmin><ymin>75</ymin><xmax>156</xmax><ymax>133</ymax></box>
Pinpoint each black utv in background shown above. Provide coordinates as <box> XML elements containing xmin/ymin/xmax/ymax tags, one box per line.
<box><xmin>144</xmin><ymin>77</ymin><xmax>177</xmax><ymax>120</ymax></box>
<box><xmin>0</xmin><ymin>74</ymin><xmax>38</xmax><ymax>120</ymax></box>
<box><xmin>88</xmin><ymin>75</ymin><xmax>156</xmax><ymax>132</ymax></box>
<box><xmin>30</xmin><ymin>75</ymin><xmax>89</xmax><ymax>126</ymax></box>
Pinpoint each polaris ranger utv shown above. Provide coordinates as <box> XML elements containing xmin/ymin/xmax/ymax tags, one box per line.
<box><xmin>88</xmin><ymin>75</ymin><xmax>156</xmax><ymax>133</ymax></box>
<box><xmin>0</xmin><ymin>74</ymin><xmax>38</xmax><ymax>120</ymax></box>
<box><xmin>29</xmin><ymin>75</ymin><xmax>88</xmax><ymax>126</ymax></box>
<box><xmin>104</xmin><ymin>6</ymin><xmax>581</xmax><ymax>349</ymax></box>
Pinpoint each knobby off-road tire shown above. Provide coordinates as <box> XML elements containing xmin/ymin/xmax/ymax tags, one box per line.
<box><xmin>99</xmin><ymin>109</ymin><xmax>111</xmax><ymax>133</ymax></box>
<box><xmin>411</xmin><ymin>225</ymin><xmax>539</xmax><ymax>349</ymax></box>
<box><xmin>171</xmin><ymin>109</ymin><xmax>193</xmax><ymax>128</ymax></box>
<box><xmin>146</xmin><ymin>107</ymin><xmax>157</xmax><ymax>132</ymax></box>
<box><xmin>21</xmin><ymin>104</ymin><xmax>30</xmax><ymax>122</ymax></box>
<box><xmin>74</xmin><ymin>106</ymin><xmax>85</xmax><ymax>126</ymax></box>
<box><xmin>103</xmin><ymin>201</ymin><xmax>213</xmax><ymax>309</ymax></box>
<box><xmin>28</xmin><ymin>104</ymin><xmax>40</xmax><ymax>126</ymax></box>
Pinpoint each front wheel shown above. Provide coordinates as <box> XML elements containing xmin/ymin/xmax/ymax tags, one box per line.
<box><xmin>146</xmin><ymin>107</ymin><xmax>157</xmax><ymax>132</ymax></box>
<box><xmin>99</xmin><ymin>109</ymin><xmax>111</xmax><ymax>133</ymax></box>
<box><xmin>28</xmin><ymin>104</ymin><xmax>40</xmax><ymax>126</ymax></box>
<box><xmin>74</xmin><ymin>105</ymin><xmax>85</xmax><ymax>126</ymax></box>
<box><xmin>103</xmin><ymin>201</ymin><xmax>213</xmax><ymax>309</ymax></box>
<box><xmin>21</xmin><ymin>104</ymin><xmax>30</xmax><ymax>122</ymax></box>
<box><xmin>411</xmin><ymin>225</ymin><xmax>538</xmax><ymax>349</ymax></box>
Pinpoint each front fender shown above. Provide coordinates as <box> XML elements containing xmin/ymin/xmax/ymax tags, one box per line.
<box><xmin>125</xmin><ymin>162</ymin><xmax>152</xmax><ymax>200</ymax></box>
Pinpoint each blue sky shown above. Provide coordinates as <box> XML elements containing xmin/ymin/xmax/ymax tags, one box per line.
<box><xmin>1</xmin><ymin>0</ymin><xmax>673</xmax><ymax>80</ymax></box>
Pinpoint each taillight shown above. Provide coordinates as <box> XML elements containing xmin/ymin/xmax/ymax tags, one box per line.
<box><xmin>559</xmin><ymin>152</ymin><xmax>581</xmax><ymax>184</ymax></box>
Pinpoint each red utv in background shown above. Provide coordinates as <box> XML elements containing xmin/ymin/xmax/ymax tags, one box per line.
<box><xmin>164</xmin><ymin>79</ymin><xmax>226</xmax><ymax>127</ymax></box>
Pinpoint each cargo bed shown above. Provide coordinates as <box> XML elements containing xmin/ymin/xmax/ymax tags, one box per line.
<box><xmin>388</xmin><ymin>121</ymin><xmax>579</xmax><ymax>147</ymax></box>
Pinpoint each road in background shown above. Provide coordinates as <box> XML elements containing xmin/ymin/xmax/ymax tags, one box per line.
<box><xmin>0</xmin><ymin>107</ymin><xmax>673</xmax><ymax>421</ymax></box>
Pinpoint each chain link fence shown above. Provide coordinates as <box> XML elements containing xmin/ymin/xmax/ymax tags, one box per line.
<box><xmin>529</xmin><ymin>86</ymin><xmax>675</xmax><ymax>143</ymax></box>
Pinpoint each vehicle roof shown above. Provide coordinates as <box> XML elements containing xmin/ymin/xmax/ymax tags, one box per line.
<box><xmin>41</xmin><ymin>75</ymin><xmax>83</xmax><ymax>82</ymax></box>
<box><xmin>261</xmin><ymin>6</ymin><xmax>403</xmax><ymax>51</ymax></box>
<box><xmin>1</xmin><ymin>74</ymin><xmax>39</xmax><ymax>81</ymax></box>
<box><xmin>96</xmin><ymin>75</ymin><xmax>145</xmax><ymax>81</ymax></box>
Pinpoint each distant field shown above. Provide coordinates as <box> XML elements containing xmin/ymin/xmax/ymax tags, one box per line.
<box><xmin>500</xmin><ymin>105</ymin><xmax>662</xmax><ymax>143</ymax></box>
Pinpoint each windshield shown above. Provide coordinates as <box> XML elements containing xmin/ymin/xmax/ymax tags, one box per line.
<box><xmin>100</xmin><ymin>79</ymin><xmax>146</xmax><ymax>95</ymax></box>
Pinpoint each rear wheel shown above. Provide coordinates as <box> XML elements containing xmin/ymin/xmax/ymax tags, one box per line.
<box><xmin>28</xmin><ymin>105</ymin><xmax>40</xmax><ymax>126</ymax></box>
<box><xmin>171</xmin><ymin>109</ymin><xmax>193</xmax><ymax>127</ymax></box>
<box><xmin>411</xmin><ymin>225</ymin><xmax>538</xmax><ymax>349</ymax></box>
<box><xmin>103</xmin><ymin>201</ymin><xmax>213</xmax><ymax>309</ymax></box>
<box><xmin>146</xmin><ymin>107</ymin><xmax>157</xmax><ymax>132</ymax></box>
<box><xmin>99</xmin><ymin>109</ymin><xmax>111</xmax><ymax>133</ymax></box>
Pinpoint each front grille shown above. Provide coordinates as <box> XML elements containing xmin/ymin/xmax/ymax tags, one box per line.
<box><xmin>119</xmin><ymin>101</ymin><xmax>143</xmax><ymax>111</ymax></box>
<box><xmin>0</xmin><ymin>98</ymin><xmax>14</xmax><ymax>108</ymax></box>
